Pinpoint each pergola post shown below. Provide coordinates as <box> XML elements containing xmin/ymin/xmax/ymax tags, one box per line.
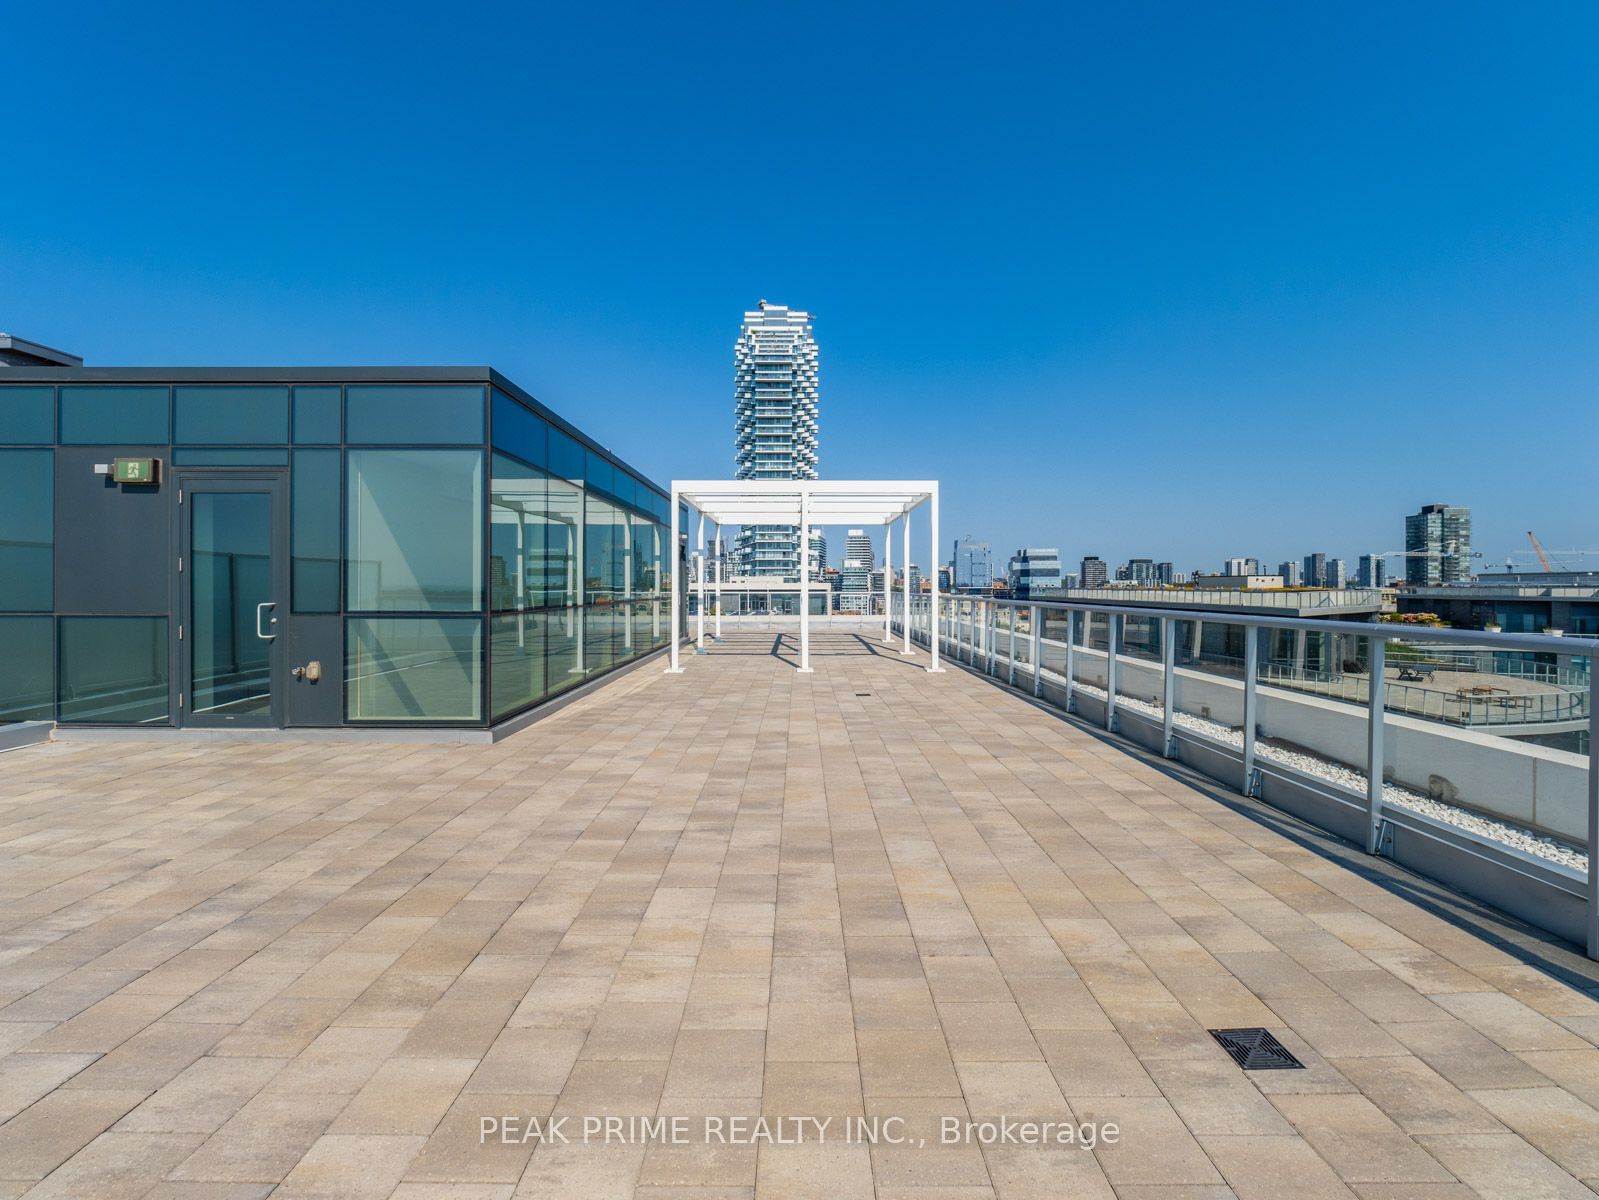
<box><xmin>901</xmin><ymin>511</ymin><xmax>913</xmax><ymax>655</ymax></box>
<box><xmin>798</xmin><ymin>487</ymin><xmax>812</xmax><ymax>673</ymax></box>
<box><xmin>882</xmin><ymin>518</ymin><xmax>893</xmax><ymax>642</ymax></box>
<box><xmin>712</xmin><ymin>520</ymin><xmax>722</xmax><ymax>641</ymax></box>
<box><xmin>928</xmin><ymin>486</ymin><xmax>943</xmax><ymax>673</ymax></box>
<box><xmin>696</xmin><ymin>510</ymin><xmax>706</xmax><ymax>653</ymax></box>
<box><xmin>666</xmin><ymin>488</ymin><xmax>682</xmax><ymax>672</ymax></box>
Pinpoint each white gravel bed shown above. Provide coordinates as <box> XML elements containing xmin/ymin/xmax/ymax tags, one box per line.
<box><xmin>1066</xmin><ymin>679</ymin><xmax>1585</xmax><ymax>872</ymax></box>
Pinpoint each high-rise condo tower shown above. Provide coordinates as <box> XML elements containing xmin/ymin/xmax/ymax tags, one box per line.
<box><xmin>733</xmin><ymin>301</ymin><xmax>819</xmax><ymax>578</ymax></box>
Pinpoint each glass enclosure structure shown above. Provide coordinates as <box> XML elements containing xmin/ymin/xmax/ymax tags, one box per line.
<box><xmin>0</xmin><ymin>370</ymin><xmax>673</xmax><ymax>730</ymax></box>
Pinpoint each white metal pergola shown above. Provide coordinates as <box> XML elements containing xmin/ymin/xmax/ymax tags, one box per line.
<box><xmin>667</xmin><ymin>479</ymin><xmax>943</xmax><ymax>674</ymax></box>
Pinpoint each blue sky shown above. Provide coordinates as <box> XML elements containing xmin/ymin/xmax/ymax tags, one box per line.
<box><xmin>3</xmin><ymin>2</ymin><xmax>1595</xmax><ymax>576</ymax></box>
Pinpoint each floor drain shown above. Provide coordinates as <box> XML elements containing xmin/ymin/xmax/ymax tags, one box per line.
<box><xmin>1209</xmin><ymin>1028</ymin><xmax>1304</xmax><ymax>1070</ymax></box>
<box><xmin>856</xmin><ymin>692</ymin><xmax>872</xmax><ymax>697</ymax></box>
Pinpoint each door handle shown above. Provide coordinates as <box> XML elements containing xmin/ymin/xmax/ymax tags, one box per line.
<box><xmin>256</xmin><ymin>601</ymin><xmax>278</xmax><ymax>641</ymax></box>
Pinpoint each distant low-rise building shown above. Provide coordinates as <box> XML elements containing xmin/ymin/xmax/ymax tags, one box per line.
<box><xmin>1009</xmin><ymin>548</ymin><xmax>1064</xmax><ymax>599</ymax></box>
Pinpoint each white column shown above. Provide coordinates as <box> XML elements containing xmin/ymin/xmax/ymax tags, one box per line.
<box><xmin>928</xmin><ymin>487</ymin><xmax>943</xmax><ymax>672</ymax></box>
<box><xmin>667</xmin><ymin>490</ymin><xmax>682</xmax><ymax>672</ymax></box>
<box><xmin>902</xmin><ymin>509</ymin><xmax>913</xmax><ymax>654</ymax></box>
<box><xmin>798</xmin><ymin>488</ymin><xmax>812</xmax><ymax>673</ymax></box>
<box><xmin>696</xmin><ymin>510</ymin><xmax>706</xmax><ymax>652</ymax></box>
<box><xmin>713</xmin><ymin>520</ymin><xmax>722</xmax><ymax>640</ymax></box>
<box><xmin>882</xmin><ymin>520</ymin><xmax>893</xmax><ymax>642</ymax></box>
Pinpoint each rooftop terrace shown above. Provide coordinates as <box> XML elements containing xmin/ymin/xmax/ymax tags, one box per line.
<box><xmin>4</xmin><ymin>631</ymin><xmax>1599</xmax><ymax>1197</ymax></box>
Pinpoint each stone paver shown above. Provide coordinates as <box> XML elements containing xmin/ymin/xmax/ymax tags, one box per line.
<box><xmin>2</xmin><ymin>629</ymin><xmax>1599</xmax><ymax>1197</ymax></box>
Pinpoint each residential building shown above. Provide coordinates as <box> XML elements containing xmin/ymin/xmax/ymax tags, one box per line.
<box><xmin>1008</xmin><ymin>548</ymin><xmax>1064</xmax><ymax>599</ymax></box>
<box><xmin>1125</xmin><ymin>558</ymin><xmax>1156</xmax><ymax>584</ymax></box>
<box><xmin>0</xmin><ymin>359</ymin><xmax>673</xmax><ymax>731</ymax></box>
<box><xmin>732</xmin><ymin>301</ymin><xmax>818</xmax><ymax>578</ymax></box>
<box><xmin>1079</xmin><ymin>555</ymin><xmax>1108</xmax><ymax>588</ymax></box>
<box><xmin>840</xmin><ymin>529</ymin><xmax>873</xmax><ymax>611</ymax></box>
<box><xmin>809</xmin><ymin>531</ymin><xmax>827</xmax><ymax>580</ymax></box>
<box><xmin>1326</xmin><ymin>559</ymin><xmax>1348</xmax><ymax>588</ymax></box>
<box><xmin>1303</xmin><ymin>552</ymin><xmax>1327</xmax><ymax>588</ymax></box>
<box><xmin>1155</xmin><ymin>562</ymin><xmax>1175</xmax><ymax>586</ymax></box>
<box><xmin>1357</xmin><ymin>554</ymin><xmax>1387</xmax><ymax>588</ymax></box>
<box><xmin>1405</xmin><ymin>503</ymin><xmax>1473</xmax><ymax>586</ymax></box>
<box><xmin>1278</xmin><ymin>560</ymin><xmax>1302</xmax><ymax>587</ymax></box>
<box><xmin>952</xmin><ymin>536</ymin><xmax>993</xmax><ymax>593</ymax></box>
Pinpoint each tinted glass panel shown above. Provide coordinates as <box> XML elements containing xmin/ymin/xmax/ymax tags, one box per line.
<box><xmin>293</xmin><ymin>386</ymin><xmax>342</xmax><ymax>443</ymax></box>
<box><xmin>489</xmin><ymin>453</ymin><xmax>548</xmax><ymax>611</ymax></box>
<box><xmin>347</xmin><ymin>449</ymin><xmax>483</xmax><ymax>612</ymax></box>
<box><xmin>543</xmin><ymin>606</ymin><xmax>581</xmax><ymax>694</ymax></box>
<box><xmin>174</xmin><ymin>386</ymin><xmax>289</xmax><ymax>444</ymax></box>
<box><xmin>490</xmin><ymin>613</ymin><xmax>546</xmax><ymax>718</ymax></box>
<box><xmin>0</xmin><ymin>450</ymin><xmax>52</xmax><ymax>610</ymax></box>
<box><xmin>191</xmin><ymin>492</ymin><xmax>273</xmax><ymax>718</ymax></box>
<box><xmin>172</xmin><ymin>448</ymin><xmax>289</xmax><ymax>466</ymax></box>
<box><xmin>584</xmin><ymin>450</ymin><xmax>616</xmax><ymax>499</ymax></box>
<box><xmin>59</xmin><ymin>385</ymin><xmax>168</xmax><ymax>444</ymax></box>
<box><xmin>58</xmin><ymin>617</ymin><xmax>169</xmax><ymax>724</ymax></box>
<box><xmin>491</xmin><ymin>390</ymin><xmax>548</xmax><ymax>469</ymax></box>
<box><xmin>584</xmin><ymin>602</ymin><xmax>617</xmax><ymax>676</ymax></box>
<box><xmin>293</xmin><ymin>450</ymin><xmax>341</xmax><ymax>612</ymax></box>
<box><xmin>347</xmin><ymin>616</ymin><xmax>481</xmax><ymax>720</ymax></box>
<box><xmin>584</xmin><ymin>494</ymin><xmax>618</xmax><ymax>603</ymax></box>
<box><xmin>0</xmin><ymin>386</ymin><xmax>53</xmax><ymax>443</ymax></box>
<box><xmin>544</xmin><ymin>475</ymin><xmax>582</xmax><ymax>608</ymax></box>
<box><xmin>0</xmin><ymin>616</ymin><xmax>52</xmax><ymax>720</ymax></box>
<box><xmin>548</xmin><ymin>427</ymin><xmax>584</xmax><ymax>482</ymax></box>
<box><xmin>345</xmin><ymin>385</ymin><xmax>485</xmax><ymax>444</ymax></box>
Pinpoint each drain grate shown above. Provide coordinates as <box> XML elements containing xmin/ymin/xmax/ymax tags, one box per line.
<box><xmin>1209</xmin><ymin>1028</ymin><xmax>1304</xmax><ymax>1070</ymax></box>
<box><xmin>855</xmin><ymin>692</ymin><xmax>872</xmax><ymax>697</ymax></box>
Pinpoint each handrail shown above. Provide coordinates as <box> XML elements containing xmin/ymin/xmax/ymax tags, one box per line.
<box><xmin>927</xmin><ymin>593</ymin><xmax>1594</xmax><ymax>655</ymax></box>
<box><xmin>887</xmin><ymin>589</ymin><xmax>1598</xmax><ymax>959</ymax></box>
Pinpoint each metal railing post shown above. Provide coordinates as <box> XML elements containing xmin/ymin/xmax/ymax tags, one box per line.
<box><xmin>1008</xmin><ymin>607</ymin><xmax>1017</xmax><ymax>687</ymax></box>
<box><xmin>1105</xmin><ymin>613</ymin><xmax>1119</xmax><ymax>733</ymax></box>
<box><xmin>1030</xmin><ymin>604</ymin><xmax>1043</xmax><ymax>698</ymax></box>
<box><xmin>1242</xmin><ymin>628</ymin><xmax>1260</xmax><ymax>797</ymax></box>
<box><xmin>1588</xmin><ymin>658</ymin><xmax>1598</xmax><ymax>958</ymax></box>
<box><xmin>1065</xmin><ymin>609</ymin><xmax>1077</xmax><ymax>712</ymax></box>
<box><xmin>1161</xmin><ymin>616</ymin><xmax>1176</xmax><ymax>757</ymax></box>
<box><xmin>988</xmin><ymin>602</ymin><xmax>998</xmax><ymax>676</ymax></box>
<box><xmin>1366</xmin><ymin>636</ymin><xmax>1386</xmax><ymax>854</ymax></box>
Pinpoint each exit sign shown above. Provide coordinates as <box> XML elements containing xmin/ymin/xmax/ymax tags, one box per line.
<box><xmin>113</xmin><ymin>457</ymin><xmax>160</xmax><ymax>484</ymax></box>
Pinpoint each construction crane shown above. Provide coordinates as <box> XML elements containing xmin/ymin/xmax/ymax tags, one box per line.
<box><xmin>1527</xmin><ymin>531</ymin><xmax>1556</xmax><ymax>573</ymax></box>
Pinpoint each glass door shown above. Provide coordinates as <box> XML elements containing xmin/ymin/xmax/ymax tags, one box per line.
<box><xmin>179</xmin><ymin>475</ymin><xmax>288</xmax><ymax>727</ymax></box>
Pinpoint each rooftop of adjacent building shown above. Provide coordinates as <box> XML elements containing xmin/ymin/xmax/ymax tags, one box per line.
<box><xmin>0</xmin><ymin>332</ymin><xmax>82</xmax><ymax>368</ymax></box>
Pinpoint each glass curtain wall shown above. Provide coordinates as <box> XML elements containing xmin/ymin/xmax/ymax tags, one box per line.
<box><xmin>487</xmin><ymin>389</ymin><xmax>669</xmax><ymax>724</ymax></box>
<box><xmin>0</xmin><ymin>378</ymin><xmax>668</xmax><ymax>728</ymax></box>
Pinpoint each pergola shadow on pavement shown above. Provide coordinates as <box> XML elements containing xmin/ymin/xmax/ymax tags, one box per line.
<box><xmin>5</xmin><ymin>625</ymin><xmax>1599</xmax><ymax>1196</ymax></box>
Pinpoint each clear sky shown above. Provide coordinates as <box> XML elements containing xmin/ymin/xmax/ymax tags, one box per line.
<box><xmin>3</xmin><ymin>2</ymin><xmax>1595</xmax><ymax>577</ymax></box>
